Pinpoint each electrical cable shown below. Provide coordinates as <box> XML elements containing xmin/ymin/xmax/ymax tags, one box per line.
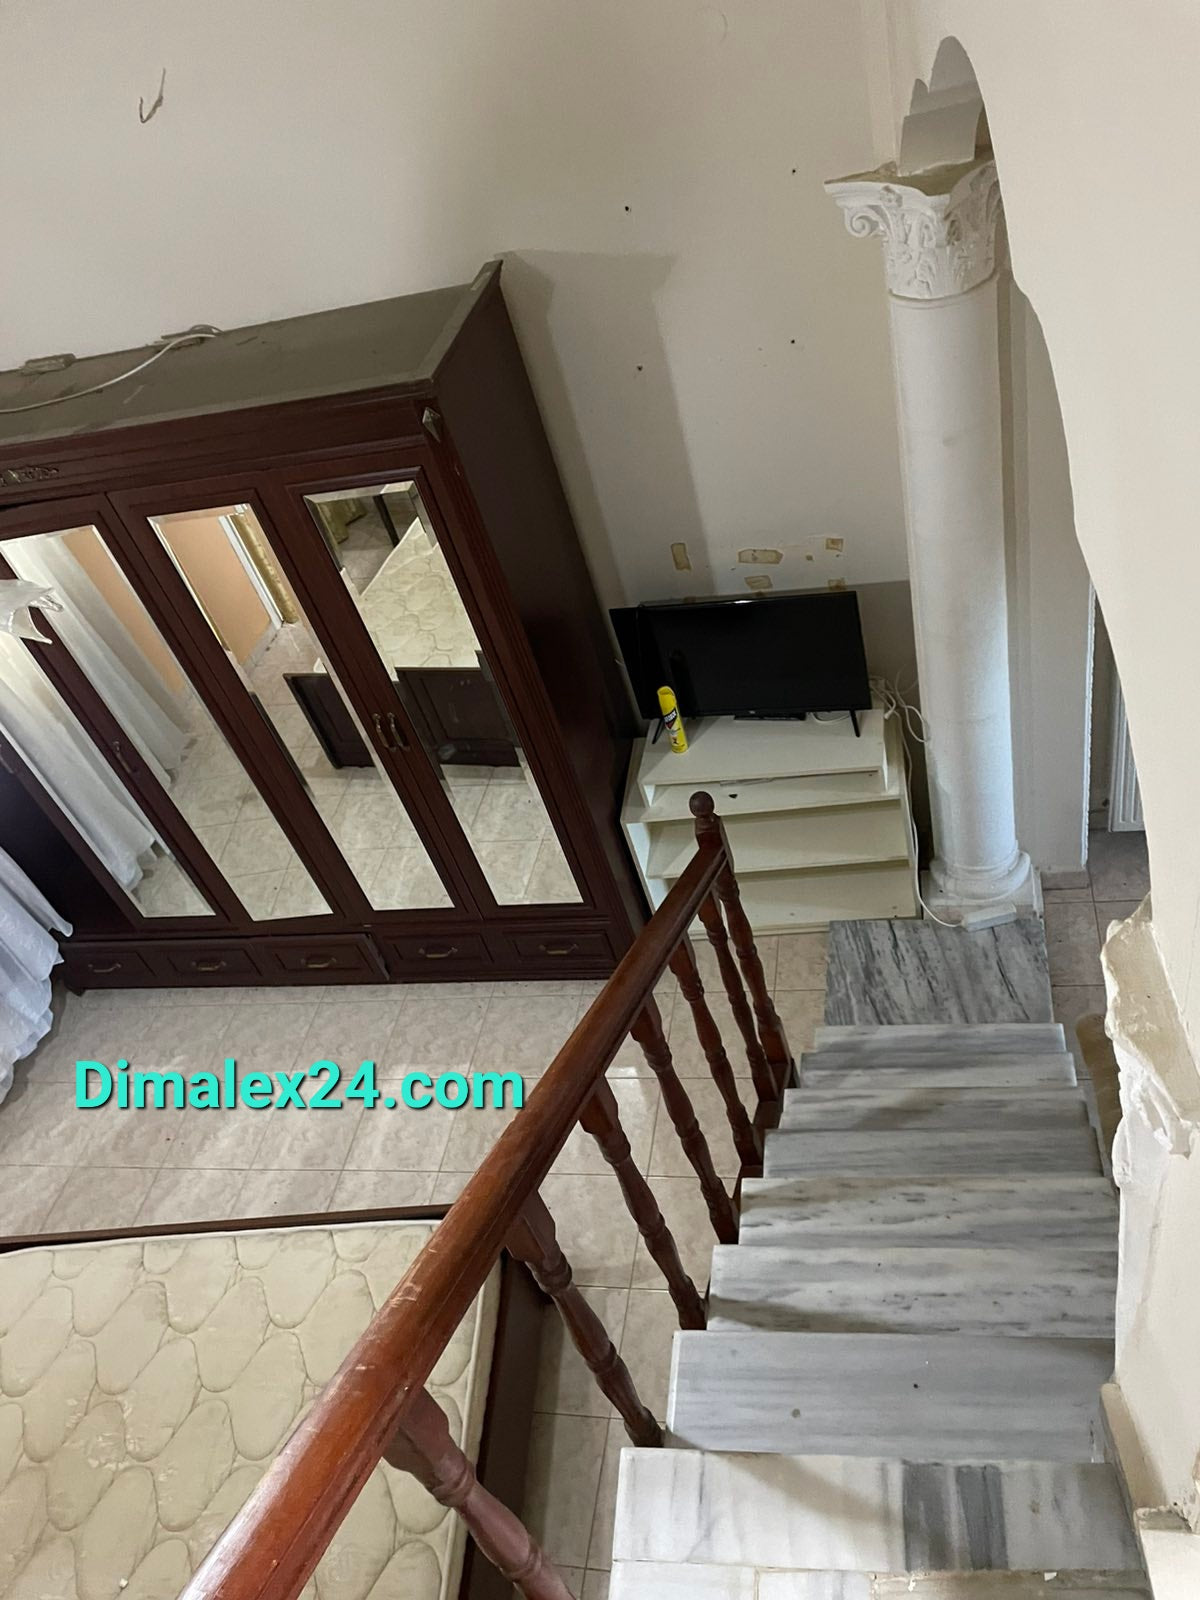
<box><xmin>0</xmin><ymin>329</ymin><xmax>221</xmax><ymax>416</ymax></box>
<box><xmin>871</xmin><ymin>674</ymin><xmax>961</xmax><ymax>928</ymax></box>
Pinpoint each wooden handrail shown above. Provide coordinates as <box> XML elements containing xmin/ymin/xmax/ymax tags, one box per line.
<box><xmin>182</xmin><ymin>825</ymin><xmax>728</xmax><ymax>1600</ymax></box>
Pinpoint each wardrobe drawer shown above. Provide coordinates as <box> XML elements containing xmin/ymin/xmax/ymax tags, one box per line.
<box><xmin>378</xmin><ymin>932</ymin><xmax>494</xmax><ymax>978</ymax></box>
<box><xmin>157</xmin><ymin>942</ymin><xmax>264</xmax><ymax>982</ymax></box>
<box><xmin>493</xmin><ymin>929</ymin><xmax>617</xmax><ymax>968</ymax></box>
<box><xmin>258</xmin><ymin>934</ymin><xmax>387</xmax><ymax>982</ymax></box>
<box><xmin>62</xmin><ymin>943</ymin><xmax>159</xmax><ymax>988</ymax></box>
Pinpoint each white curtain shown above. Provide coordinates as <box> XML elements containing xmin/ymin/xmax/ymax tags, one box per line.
<box><xmin>0</xmin><ymin>845</ymin><xmax>71</xmax><ymax>1106</ymax></box>
<box><xmin>5</xmin><ymin>533</ymin><xmax>190</xmax><ymax>776</ymax></box>
<box><xmin>0</xmin><ymin>634</ymin><xmax>159</xmax><ymax>888</ymax></box>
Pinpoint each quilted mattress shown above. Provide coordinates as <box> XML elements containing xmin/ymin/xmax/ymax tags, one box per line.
<box><xmin>0</xmin><ymin>1220</ymin><xmax>501</xmax><ymax>1600</ymax></box>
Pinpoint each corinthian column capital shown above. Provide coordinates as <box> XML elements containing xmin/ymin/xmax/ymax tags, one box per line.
<box><xmin>825</xmin><ymin>159</ymin><xmax>1001</xmax><ymax>301</ymax></box>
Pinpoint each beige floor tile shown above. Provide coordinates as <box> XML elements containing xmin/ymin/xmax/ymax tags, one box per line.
<box><xmin>630</xmin><ymin>1175</ymin><xmax>720</xmax><ymax>1294</ymax></box>
<box><xmin>440</xmin><ymin>1089</ymin><xmax>523</xmax><ymax>1172</ymax></box>
<box><xmin>585</xmin><ymin>1416</ymin><xmax>627</xmax><ymax>1569</ymax></box>
<box><xmin>581</xmin><ymin>1572</ymin><xmax>610</xmax><ymax>1600</ymax></box>
<box><xmin>618</xmin><ymin>1290</ymin><xmax>677</xmax><ymax>1421</ymax></box>
<box><xmin>552</xmin><ymin>1081</ymin><xmax>659</xmax><ymax>1177</ymax></box>
<box><xmin>2</xmin><ymin>1166</ymin><xmax>72</xmax><ymax>1233</ymax></box>
<box><xmin>329</xmin><ymin>1170</ymin><xmax>439</xmax><ymax>1211</ymax></box>
<box><xmin>222</xmin><ymin>1003</ymin><xmax>320</xmax><ymax>1077</ymax></box>
<box><xmin>648</xmin><ymin>1079</ymin><xmax>740</xmax><ymax>1181</ymax></box>
<box><xmin>1043</xmin><ymin>886</ymin><xmax>1095</xmax><ymax>906</ymax></box>
<box><xmin>80</xmin><ymin>1099</ymin><xmax>184</xmax><ymax>1169</ymax></box>
<box><xmin>300</xmin><ymin>998</ymin><xmax>405</xmax><ymax>1073</ymax></box>
<box><xmin>343</xmin><ymin>1101</ymin><xmax>457</xmax><ymax>1171</ymax></box>
<box><xmin>43</xmin><ymin>1167</ymin><xmax>156</xmax><ymax>1232</ymax></box>
<box><xmin>1088</xmin><ymin>830</ymin><xmax>1151</xmax><ymax>901</ymax></box>
<box><xmin>163</xmin><ymin>1105</ymin><xmax>271</xmax><ymax>1170</ymax></box>
<box><xmin>235</xmin><ymin>1168</ymin><xmax>340</xmax><ymax>1218</ymax></box>
<box><xmin>26</xmin><ymin>1007</ymin><xmax>155</xmax><ymax>1083</ymax></box>
<box><xmin>664</xmin><ymin>1001</ymin><xmax>756</xmax><ymax>1081</ymax></box>
<box><xmin>774</xmin><ymin>931</ymin><xmax>828</xmax><ymax>990</ymax></box>
<box><xmin>1044</xmin><ymin>900</ymin><xmax>1105</xmax><ymax>985</ymax></box>
<box><xmin>389</xmin><ymin>995</ymin><xmax>489</xmax><ymax>1070</ymax></box>
<box><xmin>429</xmin><ymin>1170</ymin><xmax>472</xmax><ymax>1204</ymax></box>
<box><xmin>1052</xmin><ymin>985</ymin><xmax>1109</xmax><ymax>1037</ymax></box>
<box><xmin>773</xmin><ymin>989</ymin><xmax>825</xmax><ymax>1056</ymax></box>
<box><xmin>686</xmin><ymin>933</ymin><xmax>778</xmax><ymax>992</ymax></box>
<box><xmin>476</xmin><ymin>995</ymin><xmax>582</xmax><ymax>1076</ymax></box>
<box><xmin>253</xmin><ymin>1098</ymin><xmax>364</xmax><ymax>1171</ymax></box>
<box><xmin>1095</xmin><ymin>901</ymin><xmax>1142</xmax><ymax>937</ymax></box>
<box><xmin>522</xmin><ymin>1412</ymin><xmax>609</xmax><ymax>1569</ymax></box>
<box><xmin>491</xmin><ymin>979</ymin><xmax>581</xmax><ymax>1000</ymax></box>
<box><xmin>537</xmin><ymin>1174</ymin><xmax>640</xmax><ymax>1288</ymax></box>
<box><xmin>533</xmin><ymin>1287</ymin><xmax>627</xmax><ymax>1419</ymax></box>
<box><xmin>0</xmin><ymin>1083</ymin><xmax>100</xmax><ymax>1167</ymax></box>
<box><xmin>136</xmin><ymin>1167</ymin><xmax>246</xmax><ymax>1227</ymax></box>
<box><xmin>136</xmin><ymin>1004</ymin><xmax>236</xmax><ymax>1070</ymax></box>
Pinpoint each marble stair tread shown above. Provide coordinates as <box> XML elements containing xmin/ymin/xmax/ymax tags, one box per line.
<box><xmin>666</xmin><ymin>1331</ymin><xmax>1112</xmax><ymax>1460</ymax></box>
<box><xmin>608</xmin><ymin>1566</ymin><xmax>1150</xmax><ymax>1599</ymax></box>
<box><xmin>738</xmin><ymin>1175</ymin><xmax>1119</xmax><ymax>1248</ymax></box>
<box><xmin>801</xmin><ymin>1055</ymin><xmax>1077</xmax><ymax>1090</ymax></box>
<box><xmin>822</xmin><ymin>921</ymin><xmax>1053</xmax><ymax>1027</ymax></box>
<box><xmin>814</xmin><ymin>1024</ymin><xmax>1067</xmax><ymax>1053</ymax></box>
<box><xmin>780</xmin><ymin>1087</ymin><xmax>1089</xmax><ymax>1132</ymax></box>
<box><xmin>763</xmin><ymin>1126</ymin><xmax>1103</xmax><ymax>1178</ymax></box>
<box><xmin>706</xmin><ymin>1243</ymin><xmax>1116</xmax><ymax>1336</ymax></box>
<box><xmin>612</xmin><ymin>1448</ymin><xmax>1139</xmax><ymax>1570</ymax></box>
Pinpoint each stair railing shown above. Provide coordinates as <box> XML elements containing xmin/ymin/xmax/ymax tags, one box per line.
<box><xmin>181</xmin><ymin>791</ymin><xmax>793</xmax><ymax>1600</ymax></box>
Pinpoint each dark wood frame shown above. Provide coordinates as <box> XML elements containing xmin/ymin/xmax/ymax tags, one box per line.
<box><xmin>0</xmin><ymin>263</ymin><xmax>646</xmax><ymax>986</ymax></box>
<box><xmin>0</xmin><ymin>1203</ymin><xmax>545</xmax><ymax>1600</ymax></box>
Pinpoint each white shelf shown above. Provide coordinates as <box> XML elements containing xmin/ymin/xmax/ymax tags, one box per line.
<box><xmin>620</xmin><ymin>709</ymin><xmax>918</xmax><ymax>934</ymax></box>
<box><xmin>635</xmin><ymin>711</ymin><xmax>887</xmax><ymax>794</ymax></box>
<box><xmin>731</xmin><ymin>863</ymin><xmax>919</xmax><ymax>933</ymax></box>
<box><xmin>648</xmin><ymin>804</ymin><xmax>909</xmax><ymax>880</ymax></box>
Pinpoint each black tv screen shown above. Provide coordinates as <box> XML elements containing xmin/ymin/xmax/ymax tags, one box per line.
<box><xmin>610</xmin><ymin>589</ymin><xmax>871</xmax><ymax>721</ymax></box>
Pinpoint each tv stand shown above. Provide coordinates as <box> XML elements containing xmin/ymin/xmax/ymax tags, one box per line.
<box><xmin>621</xmin><ymin>707</ymin><xmax>918</xmax><ymax>933</ymax></box>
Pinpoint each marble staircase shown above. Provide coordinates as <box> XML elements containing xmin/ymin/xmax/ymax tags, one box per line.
<box><xmin>607</xmin><ymin>1021</ymin><xmax>1145</xmax><ymax>1599</ymax></box>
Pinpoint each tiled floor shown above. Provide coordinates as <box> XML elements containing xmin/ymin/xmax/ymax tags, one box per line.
<box><xmin>1043</xmin><ymin>828</ymin><xmax>1150</xmax><ymax>1035</ymax></box>
<box><xmin>0</xmin><ymin>933</ymin><xmax>828</xmax><ymax>1600</ymax></box>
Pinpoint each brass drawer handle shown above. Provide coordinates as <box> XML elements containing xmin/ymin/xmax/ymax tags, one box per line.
<box><xmin>387</xmin><ymin>712</ymin><xmax>410</xmax><ymax>752</ymax></box>
<box><xmin>112</xmin><ymin>739</ymin><xmax>140</xmax><ymax>776</ymax></box>
<box><xmin>539</xmin><ymin>942</ymin><xmax>579</xmax><ymax>957</ymax></box>
<box><xmin>301</xmin><ymin>955</ymin><xmax>336</xmax><ymax>970</ymax></box>
<box><xmin>418</xmin><ymin>944</ymin><xmax>458</xmax><ymax>960</ymax></box>
<box><xmin>89</xmin><ymin>961</ymin><xmax>123</xmax><ymax>975</ymax></box>
<box><xmin>192</xmin><ymin>958</ymin><xmax>228</xmax><ymax>973</ymax></box>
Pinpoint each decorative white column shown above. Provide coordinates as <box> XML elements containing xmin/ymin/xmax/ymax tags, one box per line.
<box><xmin>826</xmin><ymin>159</ymin><xmax>1036</xmax><ymax>915</ymax></box>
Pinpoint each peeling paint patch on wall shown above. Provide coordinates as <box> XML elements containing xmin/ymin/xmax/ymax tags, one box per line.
<box><xmin>744</xmin><ymin>575</ymin><xmax>773</xmax><ymax>591</ymax></box>
<box><xmin>670</xmin><ymin>542</ymin><xmax>691</xmax><ymax>572</ymax></box>
<box><xmin>737</xmin><ymin>548</ymin><xmax>782</xmax><ymax>565</ymax></box>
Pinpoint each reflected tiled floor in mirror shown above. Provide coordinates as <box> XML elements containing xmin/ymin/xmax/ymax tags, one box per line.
<box><xmin>0</xmin><ymin>931</ymin><xmax>829</xmax><ymax>1600</ymax></box>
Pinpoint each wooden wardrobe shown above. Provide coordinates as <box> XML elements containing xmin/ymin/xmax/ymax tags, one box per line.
<box><xmin>0</xmin><ymin>262</ymin><xmax>646</xmax><ymax>987</ymax></box>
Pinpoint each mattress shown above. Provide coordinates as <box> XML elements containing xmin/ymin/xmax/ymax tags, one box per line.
<box><xmin>0</xmin><ymin>1219</ymin><xmax>501</xmax><ymax>1600</ymax></box>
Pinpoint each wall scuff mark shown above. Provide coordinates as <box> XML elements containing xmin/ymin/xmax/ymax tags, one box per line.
<box><xmin>139</xmin><ymin>68</ymin><xmax>166</xmax><ymax>124</ymax></box>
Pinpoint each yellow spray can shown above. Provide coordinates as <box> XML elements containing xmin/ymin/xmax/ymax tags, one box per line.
<box><xmin>657</xmin><ymin>685</ymin><xmax>688</xmax><ymax>754</ymax></box>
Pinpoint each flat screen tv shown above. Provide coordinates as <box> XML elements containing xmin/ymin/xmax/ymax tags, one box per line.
<box><xmin>610</xmin><ymin>588</ymin><xmax>871</xmax><ymax>722</ymax></box>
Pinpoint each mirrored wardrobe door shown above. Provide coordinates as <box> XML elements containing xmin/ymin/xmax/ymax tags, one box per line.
<box><xmin>293</xmin><ymin>475</ymin><xmax>585</xmax><ymax>907</ymax></box>
<box><xmin>0</xmin><ymin>519</ymin><xmax>335</xmax><ymax>925</ymax></box>
<box><xmin>122</xmin><ymin>495</ymin><xmax>464</xmax><ymax>915</ymax></box>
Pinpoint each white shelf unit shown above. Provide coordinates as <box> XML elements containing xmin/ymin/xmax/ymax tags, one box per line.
<box><xmin>621</xmin><ymin>710</ymin><xmax>919</xmax><ymax>934</ymax></box>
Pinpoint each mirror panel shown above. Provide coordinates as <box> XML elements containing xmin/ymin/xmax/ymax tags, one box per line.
<box><xmin>3</xmin><ymin>525</ymin><xmax>331</xmax><ymax>922</ymax></box>
<box><xmin>303</xmin><ymin>482</ymin><xmax>584</xmax><ymax>905</ymax></box>
<box><xmin>147</xmin><ymin>504</ymin><xmax>454</xmax><ymax>912</ymax></box>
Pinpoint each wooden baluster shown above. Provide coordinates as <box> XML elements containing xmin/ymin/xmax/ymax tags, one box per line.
<box><xmin>692</xmin><ymin>791</ymin><xmax>796</xmax><ymax>1102</ymax></box>
<box><xmin>507</xmin><ymin>1193</ymin><xmax>662</xmax><ymax>1445</ymax></box>
<box><xmin>630</xmin><ymin>997</ymin><xmax>738</xmax><ymax>1242</ymax></box>
<box><xmin>669</xmin><ymin>936</ymin><xmax>762</xmax><ymax>1171</ymax></box>
<box><xmin>387</xmin><ymin>1389</ymin><xmax>574</xmax><ymax>1600</ymax></box>
<box><xmin>578</xmin><ymin>1079</ymin><xmax>706</xmax><ymax>1329</ymax></box>
<box><xmin>695</xmin><ymin>890</ymin><xmax>779</xmax><ymax>1123</ymax></box>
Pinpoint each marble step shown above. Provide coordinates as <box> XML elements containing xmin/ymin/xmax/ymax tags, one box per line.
<box><xmin>814</xmin><ymin>1023</ymin><xmax>1067</xmax><ymax>1053</ymax></box>
<box><xmin>763</xmin><ymin>1126</ymin><xmax>1103</xmax><ymax>1178</ymax></box>
<box><xmin>613</xmin><ymin>1446</ymin><xmax>1139</xmax><ymax>1570</ymax></box>
<box><xmin>780</xmin><ymin>1086</ymin><xmax>1089</xmax><ymax>1132</ymax></box>
<box><xmin>738</xmin><ymin>1175</ymin><xmax>1119</xmax><ymax>1248</ymax></box>
<box><xmin>667</xmin><ymin>1331</ymin><xmax>1113</xmax><ymax>1459</ymax></box>
<box><xmin>609</xmin><ymin>1566</ymin><xmax>1150</xmax><ymax>1598</ymax></box>
<box><xmin>707</xmin><ymin>1243</ymin><xmax>1116</xmax><ymax>1336</ymax></box>
<box><xmin>801</xmin><ymin>1054</ymin><xmax>1077</xmax><ymax>1090</ymax></box>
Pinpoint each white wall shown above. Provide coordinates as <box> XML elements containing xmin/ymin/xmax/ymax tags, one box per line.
<box><xmin>864</xmin><ymin>0</ymin><xmax>1200</xmax><ymax>1537</ymax></box>
<box><xmin>0</xmin><ymin>0</ymin><xmax>906</xmax><ymax>610</ymax></box>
